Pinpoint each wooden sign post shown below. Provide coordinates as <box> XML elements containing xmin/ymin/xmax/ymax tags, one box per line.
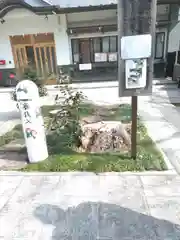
<box><xmin>118</xmin><ymin>0</ymin><xmax>157</xmax><ymax>159</ymax></box>
<box><xmin>16</xmin><ymin>80</ymin><xmax>48</xmax><ymax>163</ymax></box>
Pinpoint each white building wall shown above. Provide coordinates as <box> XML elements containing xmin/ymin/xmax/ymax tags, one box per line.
<box><xmin>167</xmin><ymin>4</ymin><xmax>180</xmax><ymax>53</ymax></box>
<box><xmin>54</xmin><ymin>14</ymin><xmax>71</xmax><ymax>66</ymax></box>
<box><xmin>67</xmin><ymin>9</ymin><xmax>117</xmax><ymax>49</ymax></box>
<box><xmin>67</xmin><ymin>9</ymin><xmax>117</xmax><ymax>27</ymax></box>
<box><xmin>0</xmin><ymin>9</ymin><xmax>71</xmax><ymax>69</ymax></box>
<box><xmin>67</xmin><ymin>9</ymin><xmax>117</xmax><ymax>22</ymax></box>
<box><xmin>168</xmin><ymin>22</ymin><xmax>180</xmax><ymax>53</ymax></box>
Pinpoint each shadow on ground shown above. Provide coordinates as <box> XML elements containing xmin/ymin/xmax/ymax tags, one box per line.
<box><xmin>34</xmin><ymin>202</ymin><xmax>180</xmax><ymax>239</ymax></box>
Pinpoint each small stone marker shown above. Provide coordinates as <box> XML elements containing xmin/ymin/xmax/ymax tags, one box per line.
<box><xmin>16</xmin><ymin>80</ymin><xmax>48</xmax><ymax>163</ymax></box>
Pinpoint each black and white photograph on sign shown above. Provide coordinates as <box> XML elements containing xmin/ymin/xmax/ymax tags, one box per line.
<box><xmin>125</xmin><ymin>59</ymin><xmax>147</xmax><ymax>89</ymax></box>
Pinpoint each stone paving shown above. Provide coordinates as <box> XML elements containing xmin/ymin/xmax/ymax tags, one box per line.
<box><xmin>0</xmin><ymin>152</ymin><xmax>27</xmax><ymax>170</ymax></box>
<box><xmin>0</xmin><ymin>172</ymin><xmax>180</xmax><ymax>239</ymax></box>
<box><xmin>0</xmin><ymin>92</ymin><xmax>20</xmax><ymax>136</ymax></box>
<box><xmin>0</xmin><ymin>139</ymin><xmax>27</xmax><ymax>170</ymax></box>
<box><xmin>138</xmin><ymin>99</ymin><xmax>180</xmax><ymax>174</ymax></box>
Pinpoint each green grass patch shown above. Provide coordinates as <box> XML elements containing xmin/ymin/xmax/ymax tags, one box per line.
<box><xmin>41</xmin><ymin>103</ymin><xmax>94</xmax><ymax>117</ymax></box>
<box><xmin>21</xmin><ymin>103</ymin><xmax>167</xmax><ymax>172</ymax></box>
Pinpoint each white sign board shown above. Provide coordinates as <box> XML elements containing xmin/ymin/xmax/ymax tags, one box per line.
<box><xmin>109</xmin><ymin>53</ymin><xmax>117</xmax><ymax>62</ymax></box>
<box><xmin>16</xmin><ymin>80</ymin><xmax>48</xmax><ymax>163</ymax></box>
<box><xmin>125</xmin><ymin>59</ymin><xmax>147</xmax><ymax>89</ymax></box>
<box><xmin>79</xmin><ymin>63</ymin><xmax>92</xmax><ymax>70</ymax></box>
<box><xmin>121</xmin><ymin>34</ymin><xmax>152</xmax><ymax>59</ymax></box>
<box><xmin>95</xmin><ymin>53</ymin><xmax>107</xmax><ymax>62</ymax></box>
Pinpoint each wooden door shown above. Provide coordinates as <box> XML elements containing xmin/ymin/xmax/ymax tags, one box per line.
<box><xmin>34</xmin><ymin>44</ymin><xmax>57</xmax><ymax>78</ymax></box>
<box><xmin>80</xmin><ymin>39</ymin><xmax>91</xmax><ymax>63</ymax></box>
<box><xmin>10</xmin><ymin>33</ymin><xmax>57</xmax><ymax>84</ymax></box>
<box><xmin>13</xmin><ymin>45</ymin><xmax>28</xmax><ymax>75</ymax></box>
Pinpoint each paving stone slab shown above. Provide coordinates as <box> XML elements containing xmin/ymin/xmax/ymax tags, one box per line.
<box><xmin>0</xmin><ymin>175</ymin><xmax>23</xmax><ymax>211</ymax></box>
<box><xmin>140</xmin><ymin>176</ymin><xmax>180</xmax><ymax>197</ymax></box>
<box><xmin>98</xmin><ymin>175</ymin><xmax>146</xmax><ymax>213</ymax></box>
<box><xmin>99</xmin><ymin>203</ymin><xmax>157</xmax><ymax>240</ymax></box>
<box><xmin>0</xmin><ymin>174</ymin><xmax>180</xmax><ymax>240</ymax></box>
<box><xmin>0</xmin><ymin>139</ymin><xmax>25</xmax><ymax>152</ymax></box>
<box><xmin>57</xmin><ymin>175</ymin><xmax>100</xmax><ymax>197</ymax></box>
<box><xmin>0</xmin><ymin>152</ymin><xmax>27</xmax><ymax>170</ymax></box>
<box><xmin>146</xmin><ymin>196</ymin><xmax>180</xmax><ymax>239</ymax></box>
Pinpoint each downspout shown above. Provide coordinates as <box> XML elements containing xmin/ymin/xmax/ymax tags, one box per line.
<box><xmin>164</xmin><ymin>4</ymin><xmax>172</xmax><ymax>77</ymax></box>
<box><xmin>165</xmin><ymin>4</ymin><xmax>172</xmax><ymax>61</ymax></box>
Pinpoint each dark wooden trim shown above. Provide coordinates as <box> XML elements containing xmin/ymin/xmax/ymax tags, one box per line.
<box><xmin>90</xmin><ymin>38</ymin><xmax>93</xmax><ymax>62</ymax></box>
<box><xmin>55</xmin><ymin>4</ymin><xmax>117</xmax><ymax>14</ymax></box>
<box><xmin>71</xmin><ymin>39</ymin><xmax>75</xmax><ymax>63</ymax></box>
<box><xmin>71</xmin><ymin>36</ymin><xmax>118</xmax><ymax>64</ymax></box>
<box><xmin>78</xmin><ymin>38</ymin><xmax>91</xmax><ymax>64</ymax></box>
<box><xmin>155</xmin><ymin>31</ymin><xmax>165</xmax><ymax>59</ymax></box>
<box><xmin>67</xmin><ymin>25</ymin><xmax>117</xmax><ymax>35</ymax></box>
<box><xmin>0</xmin><ymin>0</ymin><xmax>179</xmax><ymax>19</ymax></box>
<box><xmin>0</xmin><ymin>3</ymin><xmax>117</xmax><ymax>18</ymax></box>
<box><xmin>0</xmin><ymin>3</ymin><xmax>60</xmax><ymax>18</ymax></box>
<box><xmin>165</xmin><ymin>3</ymin><xmax>172</xmax><ymax>60</ymax></box>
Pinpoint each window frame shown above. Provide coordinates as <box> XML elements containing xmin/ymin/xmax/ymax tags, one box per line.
<box><xmin>71</xmin><ymin>35</ymin><xmax>118</xmax><ymax>64</ymax></box>
<box><xmin>109</xmin><ymin>36</ymin><xmax>118</xmax><ymax>53</ymax></box>
<box><xmin>155</xmin><ymin>32</ymin><xmax>165</xmax><ymax>60</ymax></box>
<box><xmin>102</xmin><ymin>36</ymin><xmax>110</xmax><ymax>53</ymax></box>
<box><xmin>71</xmin><ymin>39</ymin><xmax>80</xmax><ymax>63</ymax></box>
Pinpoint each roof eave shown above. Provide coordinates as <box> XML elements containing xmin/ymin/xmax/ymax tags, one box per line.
<box><xmin>1</xmin><ymin>0</ymin><xmax>180</xmax><ymax>19</ymax></box>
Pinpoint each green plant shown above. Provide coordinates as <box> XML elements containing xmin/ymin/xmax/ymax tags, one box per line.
<box><xmin>57</xmin><ymin>67</ymin><xmax>72</xmax><ymax>84</ymax></box>
<box><xmin>11</xmin><ymin>90</ymin><xmax>17</xmax><ymax>101</ymax></box>
<box><xmin>11</xmin><ymin>66</ymin><xmax>48</xmax><ymax>102</ymax></box>
<box><xmin>23</xmin><ymin>66</ymin><xmax>39</xmax><ymax>83</ymax></box>
<box><xmin>48</xmin><ymin>80</ymin><xmax>85</xmax><ymax>147</ymax></box>
<box><xmin>38</xmin><ymin>85</ymin><xmax>48</xmax><ymax>97</ymax></box>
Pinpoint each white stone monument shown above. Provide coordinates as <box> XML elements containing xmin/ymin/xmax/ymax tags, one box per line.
<box><xmin>16</xmin><ymin>80</ymin><xmax>48</xmax><ymax>163</ymax></box>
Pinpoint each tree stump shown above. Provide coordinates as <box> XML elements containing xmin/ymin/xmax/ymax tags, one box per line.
<box><xmin>80</xmin><ymin>121</ymin><xmax>131</xmax><ymax>153</ymax></box>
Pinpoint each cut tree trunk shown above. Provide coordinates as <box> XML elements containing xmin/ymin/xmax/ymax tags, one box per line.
<box><xmin>81</xmin><ymin>121</ymin><xmax>131</xmax><ymax>153</ymax></box>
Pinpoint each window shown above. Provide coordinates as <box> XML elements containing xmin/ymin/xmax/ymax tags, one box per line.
<box><xmin>71</xmin><ymin>39</ymin><xmax>79</xmax><ymax>63</ymax></box>
<box><xmin>109</xmin><ymin>36</ymin><xmax>117</xmax><ymax>52</ymax></box>
<box><xmin>155</xmin><ymin>32</ymin><xmax>165</xmax><ymax>59</ymax></box>
<box><xmin>102</xmin><ymin>37</ymin><xmax>109</xmax><ymax>52</ymax></box>
<box><xmin>71</xmin><ymin>36</ymin><xmax>118</xmax><ymax>63</ymax></box>
<box><xmin>93</xmin><ymin>38</ymin><xmax>101</xmax><ymax>53</ymax></box>
<box><xmin>26</xmin><ymin>46</ymin><xmax>35</xmax><ymax>65</ymax></box>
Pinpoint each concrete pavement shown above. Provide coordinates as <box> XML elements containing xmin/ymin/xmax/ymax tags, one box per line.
<box><xmin>0</xmin><ymin>92</ymin><xmax>20</xmax><ymax>136</ymax></box>
<box><xmin>0</xmin><ymin>172</ymin><xmax>180</xmax><ymax>239</ymax></box>
<box><xmin>1</xmin><ymin>81</ymin><xmax>180</xmax><ymax>239</ymax></box>
<box><xmin>138</xmin><ymin>99</ymin><xmax>180</xmax><ymax>175</ymax></box>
